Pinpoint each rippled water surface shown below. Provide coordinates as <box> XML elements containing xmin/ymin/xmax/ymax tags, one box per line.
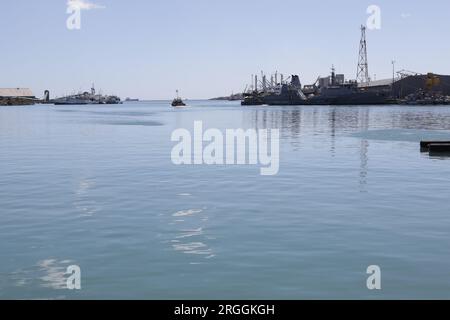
<box><xmin>1</xmin><ymin>101</ymin><xmax>450</xmax><ymax>299</ymax></box>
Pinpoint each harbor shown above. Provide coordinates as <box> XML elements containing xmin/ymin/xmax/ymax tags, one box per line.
<box><xmin>1</xmin><ymin>85</ymin><xmax>122</xmax><ymax>106</ymax></box>
<box><xmin>241</xmin><ymin>26</ymin><xmax>450</xmax><ymax>106</ymax></box>
<box><xmin>3</xmin><ymin>29</ymin><xmax>450</xmax><ymax>108</ymax></box>
<box><xmin>2</xmin><ymin>0</ymin><xmax>450</xmax><ymax>304</ymax></box>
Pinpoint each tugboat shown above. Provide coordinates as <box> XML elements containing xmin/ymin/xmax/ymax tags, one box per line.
<box><xmin>171</xmin><ymin>90</ymin><xmax>186</xmax><ymax>107</ymax></box>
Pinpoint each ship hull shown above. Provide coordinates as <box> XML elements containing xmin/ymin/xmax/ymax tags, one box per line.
<box><xmin>243</xmin><ymin>88</ymin><xmax>395</xmax><ymax>106</ymax></box>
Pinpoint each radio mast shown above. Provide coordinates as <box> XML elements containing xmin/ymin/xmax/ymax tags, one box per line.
<box><xmin>356</xmin><ymin>25</ymin><xmax>370</xmax><ymax>84</ymax></box>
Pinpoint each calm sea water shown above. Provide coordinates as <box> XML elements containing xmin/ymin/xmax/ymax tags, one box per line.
<box><xmin>1</xmin><ymin>101</ymin><xmax>450</xmax><ymax>299</ymax></box>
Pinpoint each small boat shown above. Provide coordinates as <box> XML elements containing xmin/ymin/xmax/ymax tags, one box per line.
<box><xmin>171</xmin><ymin>90</ymin><xmax>186</xmax><ymax>107</ymax></box>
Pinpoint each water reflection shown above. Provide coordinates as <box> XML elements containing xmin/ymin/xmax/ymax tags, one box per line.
<box><xmin>37</xmin><ymin>259</ymin><xmax>72</xmax><ymax>290</ymax></box>
<box><xmin>245</xmin><ymin>106</ymin><xmax>450</xmax><ymax>190</ymax></box>
<box><xmin>359</xmin><ymin>109</ymin><xmax>370</xmax><ymax>192</ymax></box>
<box><xmin>359</xmin><ymin>140</ymin><xmax>369</xmax><ymax>192</ymax></box>
<box><xmin>429</xmin><ymin>153</ymin><xmax>450</xmax><ymax>159</ymax></box>
<box><xmin>87</xmin><ymin>111</ymin><xmax>156</xmax><ymax>117</ymax></box>
<box><xmin>329</xmin><ymin>109</ymin><xmax>336</xmax><ymax>156</ymax></box>
<box><xmin>394</xmin><ymin>110</ymin><xmax>450</xmax><ymax>130</ymax></box>
<box><xmin>9</xmin><ymin>259</ymin><xmax>74</xmax><ymax>290</ymax></box>
<box><xmin>166</xmin><ymin>205</ymin><xmax>215</xmax><ymax>262</ymax></box>
<box><xmin>74</xmin><ymin>178</ymin><xmax>100</xmax><ymax>217</ymax></box>
<box><xmin>98</xmin><ymin>120</ymin><xmax>164</xmax><ymax>126</ymax></box>
<box><xmin>247</xmin><ymin>106</ymin><xmax>450</xmax><ymax>138</ymax></box>
<box><xmin>246</xmin><ymin>107</ymin><xmax>376</xmax><ymax>140</ymax></box>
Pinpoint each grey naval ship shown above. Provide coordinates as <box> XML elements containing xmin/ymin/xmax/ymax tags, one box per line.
<box><xmin>52</xmin><ymin>85</ymin><xmax>121</xmax><ymax>105</ymax></box>
<box><xmin>242</xmin><ymin>67</ymin><xmax>394</xmax><ymax>106</ymax></box>
<box><xmin>241</xmin><ymin>25</ymin><xmax>450</xmax><ymax>106</ymax></box>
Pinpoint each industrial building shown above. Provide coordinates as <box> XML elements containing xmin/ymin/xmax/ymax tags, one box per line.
<box><xmin>393</xmin><ymin>74</ymin><xmax>450</xmax><ymax>98</ymax></box>
<box><xmin>359</xmin><ymin>73</ymin><xmax>450</xmax><ymax>99</ymax></box>
<box><xmin>0</xmin><ymin>88</ymin><xmax>36</xmax><ymax>105</ymax></box>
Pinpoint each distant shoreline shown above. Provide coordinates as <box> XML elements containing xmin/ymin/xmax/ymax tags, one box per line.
<box><xmin>209</xmin><ymin>93</ymin><xmax>243</xmax><ymax>101</ymax></box>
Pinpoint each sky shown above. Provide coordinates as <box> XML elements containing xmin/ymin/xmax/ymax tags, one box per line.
<box><xmin>1</xmin><ymin>0</ymin><xmax>450</xmax><ymax>100</ymax></box>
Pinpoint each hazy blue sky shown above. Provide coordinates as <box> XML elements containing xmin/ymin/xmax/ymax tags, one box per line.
<box><xmin>1</xmin><ymin>0</ymin><xmax>450</xmax><ymax>99</ymax></box>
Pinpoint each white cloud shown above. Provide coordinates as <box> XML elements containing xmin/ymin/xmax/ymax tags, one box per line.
<box><xmin>401</xmin><ymin>13</ymin><xmax>412</xmax><ymax>19</ymax></box>
<box><xmin>67</xmin><ymin>0</ymin><xmax>105</xmax><ymax>10</ymax></box>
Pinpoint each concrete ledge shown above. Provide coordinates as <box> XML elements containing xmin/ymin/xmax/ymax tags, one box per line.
<box><xmin>428</xmin><ymin>143</ymin><xmax>450</xmax><ymax>155</ymax></box>
<box><xmin>420</xmin><ymin>141</ymin><xmax>450</xmax><ymax>152</ymax></box>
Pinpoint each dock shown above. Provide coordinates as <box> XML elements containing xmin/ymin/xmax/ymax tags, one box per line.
<box><xmin>420</xmin><ymin>141</ymin><xmax>450</xmax><ymax>155</ymax></box>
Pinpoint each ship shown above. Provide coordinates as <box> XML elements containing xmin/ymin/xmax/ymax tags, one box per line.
<box><xmin>52</xmin><ymin>85</ymin><xmax>121</xmax><ymax>105</ymax></box>
<box><xmin>241</xmin><ymin>26</ymin><xmax>396</xmax><ymax>106</ymax></box>
<box><xmin>242</xmin><ymin>68</ymin><xmax>395</xmax><ymax>106</ymax></box>
<box><xmin>171</xmin><ymin>90</ymin><xmax>186</xmax><ymax>107</ymax></box>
